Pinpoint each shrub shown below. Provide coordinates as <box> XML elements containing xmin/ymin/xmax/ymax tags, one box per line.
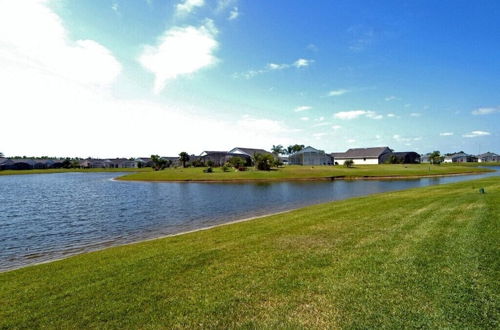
<box><xmin>203</xmin><ymin>167</ymin><xmax>213</xmax><ymax>173</ymax></box>
<box><xmin>344</xmin><ymin>159</ymin><xmax>354</xmax><ymax>168</ymax></box>
<box><xmin>228</xmin><ymin>157</ymin><xmax>246</xmax><ymax>169</ymax></box>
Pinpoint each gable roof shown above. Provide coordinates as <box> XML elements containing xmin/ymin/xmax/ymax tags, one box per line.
<box><xmin>332</xmin><ymin>147</ymin><xmax>392</xmax><ymax>159</ymax></box>
<box><xmin>293</xmin><ymin>146</ymin><xmax>324</xmax><ymax>155</ymax></box>
<box><xmin>228</xmin><ymin>147</ymin><xmax>272</xmax><ymax>157</ymax></box>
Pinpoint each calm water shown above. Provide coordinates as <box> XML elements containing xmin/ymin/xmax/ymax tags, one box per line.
<box><xmin>1</xmin><ymin>167</ymin><xmax>498</xmax><ymax>271</ymax></box>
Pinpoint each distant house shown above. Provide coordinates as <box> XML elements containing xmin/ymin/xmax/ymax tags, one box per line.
<box><xmin>227</xmin><ymin>147</ymin><xmax>274</xmax><ymax>164</ymax></box>
<box><xmin>136</xmin><ymin>157</ymin><xmax>153</xmax><ymax>167</ymax></box>
<box><xmin>108</xmin><ymin>158</ymin><xmax>138</xmax><ymax>168</ymax></box>
<box><xmin>79</xmin><ymin>159</ymin><xmax>112</xmax><ymax>168</ymax></box>
<box><xmin>199</xmin><ymin>151</ymin><xmax>243</xmax><ymax>166</ymax></box>
<box><xmin>444</xmin><ymin>152</ymin><xmax>478</xmax><ymax>163</ymax></box>
<box><xmin>389</xmin><ymin>152</ymin><xmax>421</xmax><ymax>164</ymax></box>
<box><xmin>289</xmin><ymin>146</ymin><xmax>333</xmax><ymax>165</ymax></box>
<box><xmin>478</xmin><ymin>152</ymin><xmax>499</xmax><ymax>163</ymax></box>
<box><xmin>332</xmin><ymin>147</ymin><xmax>393</xmax><ymax>165</ymax></box>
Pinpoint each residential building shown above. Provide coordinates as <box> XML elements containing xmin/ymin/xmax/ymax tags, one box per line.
<box><xmin>444</xmin><ymin>152</ymin><xmax>478</xmax><ymax>163</ymax></box>
<box><xmin>332</xmin><ymin>147</ymin><xmax>393</xmax><ymax>165</ymax></box>
<box><xmin>389</xmin><ymin>152</ymin><xmax>421</xmax><ymax>164</ymax></box>
<box><xmin>289</xmin><ymin>146</ymin><xmax>333</xmax><ymax>165</ymax></box>
<box><xmin>477</xmin><ymin>152</ymin><xmax>499</xmax><ymax>162</ymax></box>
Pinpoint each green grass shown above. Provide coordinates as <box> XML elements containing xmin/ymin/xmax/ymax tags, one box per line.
<box><xmin>1</xmin><ymin>177</ymin><xmax>499</xmax><ymax>328</ymax></box>
<box><xmin>118</xmin><ymin>164</ymin><xmax>492</xmax><ymax>182</ymax></box>
<box><xmin>0</xmin><ymin>167</ymin><xmax>151</xmax><ymax>176</ymax></box>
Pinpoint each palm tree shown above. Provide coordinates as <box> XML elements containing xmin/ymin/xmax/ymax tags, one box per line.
<box><xmin>179</xmin><ymin>152</ymin><xmax>190</xmax><ymax>168</ymax></box>
<box><xmin>271</xmin><ymin>145</ymin><xmax>284</xmax><ymax>155</ymax></box>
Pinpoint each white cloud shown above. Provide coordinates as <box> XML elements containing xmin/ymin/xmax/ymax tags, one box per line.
<box><xmin>235</xmin><ymin>58</ymin><xmax>313</xmax><ymax>79</ymax></box>
<box><xmin>293</xmin><ymin>58</ymin><xmax>313</xmax><ymax>68</ymax></box>
<box><xmin>347</xmin><ymin>139</ymin><xmax>356</xmax><ymax>143</ymax></box>
<box><xmin>138</xmin><ymin>20</ymin><xmax>218</xmax><ymax>93</ymax></box>
<box><xmin>387</xmin><ymin>113</ymin><xmax>396</xmax><ymax>118</ymax></box>
<box><xmin>228</xmin><ymin>7</ymin><xmax>239</xmax><ymax>20</ymax></box>
<box><xmin>316</xmin><ymin>116</ymin><xmax>325</xmax><ymax>121</ymax></box>
<box><xmin>306</xmin><ymin>44</ymin><xmax>319</xmax><ymax>52</ymax></box>
<box><xmin>439</xmin><ymin>132</ymin><xmax>454</xmax><ymax>136</ymax></box>
<box><xmin>334</xmin><ymin>110</ymin><xmax>383</xmax><ymax>120</ymax></box>
<box><xmin>111</xmin><ymin>2</ymin><xmax>119</xmax><ymax>14</ymax></box>
<box><xmin>268</xmin><ymin>63</ymin><xmax>289</xmax><ymax>70</ymax></box>
<box><xmin>385</xmin><ymin>96</ymin><xmax>397</xmax><ymax>101</ymax></box>
<box><xmin>410</xmin><ymin>112</ymin><xmax>421</xmax><ymax>117</ymax></box>
<box><xmin>471</xmin><ymin>107</ymin><xmax>500</xmax><ymax>115</ymax></box>
<box><xmin>294</xmin><ymin>105</ymin><xmax>312</xmax><ymax>112</ymax></box>
<box><xmin>404</xmin><ymin>103</ymin><xmax>411</xmax><ymax>108</ymax></box>
<box><xmin>463</xmin><ymin>131</ymin><xmax>491</xmax><ymax>138</ymax></box>
<box><xmin>0</xmin><ymin>0</ymin><xmax>298</xmax><ymax>157</ymax></box>
<box><xmin>300</xmin><ymin>117</ymin><xmax>310</xmax><ymax>121</ymax></box>
<box><xmin>0</xmin><ymin>0</ymin><xmax>122</xmax><ymax>87</ymax></box>
<box><xmin>328</xmin><ymin>89</ymin><xmax>349</xmax><ymax>96</ymax></box>
<box><xmin>312</xmin><ymin>122</ymin><xmax>330</xmax><ymax>127</ymax></box>
<box><xmin>332</xmin><ymin>125</ymin><xmax>342</xmax><ymax>130</ymax></box>
<box><xmin>176</xmin><ymin>0</ymin><xmax>205</xmax><ymax>15</ymax></box>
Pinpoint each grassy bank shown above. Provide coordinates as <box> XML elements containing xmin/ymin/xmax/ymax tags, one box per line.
<box><xmin>1</xmin><ymin>177</ymin><xmax>499</xmax><ymax>328</ymax></box>
<box><xmin>118</xmin><ymin>164</ymin><xmax>492</xmax><ymax>182</ymax></box>
<box><xmin>0</xmin><ymin>167</ymin><xmax>151</xmax><ymax>176</ymax></box>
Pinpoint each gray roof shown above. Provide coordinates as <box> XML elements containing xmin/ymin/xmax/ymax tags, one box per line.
<box><xmin>332</xmin><ymin>147</ymin><xmax>392</xmax><ymax>159</ymax></box>
<box><xmin>293</xmin><ymin>146</ymin><xmax>324</xmax><ymax>155</ymax></box>
<box><xmin>229</xmin><ymin>147</ymin><xmax>272</xmax><ymax>156</ymax></box>
<box><xmin>478</xmin><ymin>152</ymin><xmax>498</xmax><ymax>157</ymax></box>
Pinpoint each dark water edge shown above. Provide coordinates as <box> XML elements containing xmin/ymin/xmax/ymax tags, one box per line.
<box><xmin>1</xmin><ymin>167</ymin><xmax>498</xmax><ymax>272</ymax></box>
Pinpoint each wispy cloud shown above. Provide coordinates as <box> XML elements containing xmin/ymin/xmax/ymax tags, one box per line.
<box><xmin>471</xmin><ymin>107</ymin><xmax>500</xmax><ymax>115</ymax></box>
<box><xmin>294</xmin><ymin>105</ymin><xmax>311</xmax><ymax>112</ymax></box>
<box><xmin>334</xmin><ymin>110</ymin><xmax>383</xmax><ymax>120</ymax></box>
<box><xmin>439</xmin><ymin>132</ymin><xmax>454</xmax><ymax>136</ymax></box>
<box><xmin>410</xmin><ymin>112</ymin><xmax>421</xmax><ymax>117</ymax></box>
<box><xmin>138</xmin><ymin>19</ymin><xmax>218</xmax><ymax>93</ymax></box>
<box><xmin>385</xmin><ymin>95</ymin><xmax>397</xmax><ymax>101</ymax></box>
<box><xmin>463</xmin><ymin>131</ymin><xmax>490</xmax><ymax>138</ymax></box>
<box><xmin>176</xmin><ymin>0</ymin><xmax>205</xmax><ymax>15</ymax></box>
<box><xmin>293</xmin><ymin>58</ymin><xmax>313</xmax><ymax>68</ymax></box>
<box><xmin>228</xmin><ymin>7</ymin><xmax>239</xmax><ymax>20</ymax></box>
<box><xmin>348</xmin><ymin>25</ymin><xmax>375</xmax><ymax>52</ymax></box>
<box><xmin>328</xmin><ymin>89</ymin><xmax>349</xmax><ymax>96</ymax></box>
<box><xmin>332</xmin><ymin>125</ymin><xmax>342</xmax><ymax>130</ymax></box>
<box><xmin>111</xmin><ymin>2</ymin><xmax>119</xmax><ymax>14</ymax></box>
<box><xmin>300</xmin><ymin>117</ymin><xmax>309</xmax><ymax>121</ymax></box>
<box><xmin>313</xmin><ymin>132</ymin><xmax>328</xmax><ymax>139</ymax></box>
<box><xmin>306</xmin><ymin>43</ymin><xmax>318</xmax><ymax>52</ymax></box>
<box><xmin>387</xmin><ymin>113</ymin><xmax>396</xmax><ymax>118</ymax></box>
<box><xmin>234</xmin><ymin>58</ymin><xmax>313</xmax><ymax>79</ymax></box>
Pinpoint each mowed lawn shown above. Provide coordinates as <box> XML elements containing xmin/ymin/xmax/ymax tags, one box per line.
<box><xmin>118</xmin><ymin>163</ymin><xmax>491</xmax><ymax>182</ymax></box>
<box><xmin>1</xmin><ymin>177</ymin><xmax>499</xmax><ymax>328</ymax></box>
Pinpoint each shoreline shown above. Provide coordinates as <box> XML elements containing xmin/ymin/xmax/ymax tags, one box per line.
<box><xmin>0</xmin><ymin>208</ymin><xmax>297</xmax><ymax>274</ymax></box>
<box><xmin>114</xmin><ymin>170</ymin><xmax>492</xmax><ymax>184</ymax></box>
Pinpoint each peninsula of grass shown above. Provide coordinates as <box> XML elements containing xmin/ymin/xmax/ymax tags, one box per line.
<box><xmin>117</xmin><ymin>163</ymin><xmax>492</xmax><ymax>182</ymax></box>
<box><xmin>0</xmin><ymin>167</ymin><xmax>150</xmax><ymax>176</ymax></box>
<box><xmin>1</xmin><ymin>177</ymin><xmax>498</xmax><ymax>328</ymax></box>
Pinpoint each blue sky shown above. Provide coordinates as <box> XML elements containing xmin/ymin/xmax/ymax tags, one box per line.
<box><xmin>1</xmin><ymin>0</ymin><xmax>499</xmax><ymax>157</ymax></box>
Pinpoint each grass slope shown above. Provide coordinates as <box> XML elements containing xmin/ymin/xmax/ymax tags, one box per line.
<box><xmin>118</xmin><ymin>164</ymin><xmax>491</xmax><ymax>182</ymax></box>
<box><xmin>0</xmin><ymin>167</ymin><xmax>150</xmax><ymax>176</ymax></box>
<box><xmin>1</xmin><ymin>177</ymin><xmax>499</xmax><ymax>328</ymax></box>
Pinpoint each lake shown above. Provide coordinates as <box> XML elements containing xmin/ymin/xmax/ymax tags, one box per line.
<box><xmin>0</xmin><ymin>167</ymin><xmax>498</xmax><ymax>271</ymax></box>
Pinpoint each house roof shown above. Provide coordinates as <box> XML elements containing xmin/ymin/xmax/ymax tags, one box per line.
<box><xmin>332</xmin><ymin>147</ymin><xmax>391</xmax><ymax>159</ymax></box>
<box><xmin>200</xmin><ymin>151</ymin><xmax>228</xmax><ymax>156</ymax></box>
<box><xmin>293</xmin><ymin>146</ymin><xmax>324</xmax><ymax>155</ymax></box>
<box><xmin>228</xmin><ymin>147</ymin><xmax>271</xmax><ymax>156</ymax></box>
<box><xmin>478</xmin><ymin>152</ymin><xmax>498</xmax><ymax>157</ymax></box>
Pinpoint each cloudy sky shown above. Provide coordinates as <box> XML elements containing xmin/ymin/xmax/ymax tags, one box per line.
<box><xmin>1</xmin><ymin>0</ymin><xmax>499</xmax><ymax>157</ymax></box>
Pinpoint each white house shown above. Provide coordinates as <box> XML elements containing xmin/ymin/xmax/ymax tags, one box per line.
<box><xmin>332</xmin><ymin>147</ymin><xmax>393</xmax><ymax>165</ymax></box>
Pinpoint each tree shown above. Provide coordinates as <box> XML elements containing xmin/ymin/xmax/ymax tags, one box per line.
<box><xmin>62</xmin><ymin>158</ymin><xmax>72</xmax><ymax>169</ymax></box>
<box><xmin>179</xmin><ymin>152</ymin><xmax>190</xmax><ymax>168</ymax></box>
<box><xmin>253</xmin><ymin>153</ymin><xmax>275</xmax><ymax>171</ymax></box>
<box><xmin>344</xmin><ymin>159</ymin><xmax>354</xmax><ymax>168</ymax></box>
<box><xmin>151</xmin><ymin>154</ymin><xmax>167</xmax><ymax>171</ymax></box>
<box><xmin>271</xmin><ymin>144</ymin><xmax>284</xmax><ymax>155</ymax></box>
<box><xmin>0</xmin><ymin>152</ymin><xmax>4</xmax><ymax>158</ymax></box>
<box><xmin>228</xmin><ymin>156</ymin><xmax>246</xmax><ymax>169</ymax></box>
<box><xmin>286</xmin><ymin>144</ymin><xmax>305</xmax><ymax>154</ymax></box>
<box><xmin>429</xmin><ymin>151</ymin><xmax>443</xmax><ymax>164</ymax></box>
